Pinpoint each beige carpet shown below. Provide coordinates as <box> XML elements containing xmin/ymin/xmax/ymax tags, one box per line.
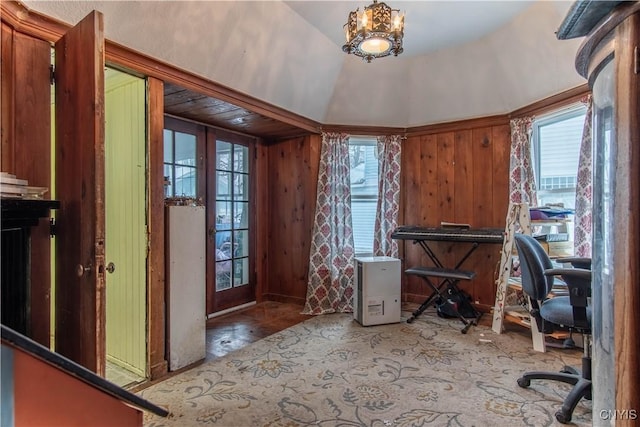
<box><xmin>139</xmin><ymin>311</ymin><xmax>591</xmax><ymax>426</ymax></box>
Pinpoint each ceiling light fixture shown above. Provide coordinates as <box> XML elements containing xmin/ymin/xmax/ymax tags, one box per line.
<box><xmin>342</xmin><ymin>0</ymin><xmax>405</xmax><ymax>63</ymax></box>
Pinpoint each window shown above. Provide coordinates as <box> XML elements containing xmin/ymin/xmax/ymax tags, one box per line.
<box><xmin>349</xmin><ymin>137</ymin><xmax>378</xmax><ymax>255</ymax></box>
<box><xmin>531</xmin><ymin>104</ymin><xmax>587</xmax><ymax>209</ymax></box>
<box><xmin>163</xmin><ymin>128</ymin><xmax>197</xmax><ymax>198</ymax></box>
<box><xmin>531</xmin><ymin>104</ymin><xmax>587</xmax><ymax>247</ymax></box>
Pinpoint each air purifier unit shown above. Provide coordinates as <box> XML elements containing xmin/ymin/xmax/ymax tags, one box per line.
<box><xmin>353</xmin><ymin>256</ymin><xmax>401</xmax><ymax>326</ymax></box>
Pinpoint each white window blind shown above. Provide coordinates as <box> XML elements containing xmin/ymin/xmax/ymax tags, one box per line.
<box><xmin>349</xmin><ymin>137</ymin><xmax>379</xmax><ymax>255</ymax></box>
<box><xmin>532</xmin><ymin>105</ymin><xmax>587</xmax><ymax>209</ymax></box>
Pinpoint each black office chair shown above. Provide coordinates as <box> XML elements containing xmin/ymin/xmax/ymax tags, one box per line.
<box><xmin>513</xmin><ymin>233</ymin><xmax>592</xmax><ymax>424</ymax></box>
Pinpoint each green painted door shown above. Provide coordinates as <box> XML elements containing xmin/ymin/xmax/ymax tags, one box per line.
<box><xmin>104</xmin><ymin>69</ymin><xmax>147</xmax><ymax>380</ymax></box>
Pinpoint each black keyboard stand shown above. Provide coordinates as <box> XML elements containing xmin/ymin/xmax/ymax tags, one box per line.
<box><xmin>391</xmin><ymin>226</ymin><xmax>504</xmax><ymax>332</ymax></box>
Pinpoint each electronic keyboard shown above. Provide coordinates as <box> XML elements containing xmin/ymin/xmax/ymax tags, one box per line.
<box><xmin>391</xmin><ymin>225</ymin><xmax>504</xmax><ymax>243</ymax></box>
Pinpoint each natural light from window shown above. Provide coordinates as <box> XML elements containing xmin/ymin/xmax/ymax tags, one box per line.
<box><xmin>163</xmin><ymin>129</ymin><xmax>197</xmax><ymax>198</ymax></box>
<box><xmin>531</xmin><ymin>104</ymin><xmax>587</xmax><ymax>247</ymax></box>
<box><xmin>532</xmin><ymin>104</ymin><xmax>587</xmax><ymax>210</ymax></box>
<box><xmin>349</xmin><ymin>137</ymin><xmax>378</xmax><ymax>255</ymax></box>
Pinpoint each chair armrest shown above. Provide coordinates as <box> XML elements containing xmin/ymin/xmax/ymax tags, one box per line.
<box><xmin>545</xmin><ymin>268</ymin><xmax>591</xmax><ymax>306</ymax></box>
<box><xmin>555</xmin><ymin>257</ymin><xmax>591</xmax><ymax>269</ymax></box>
<box><xmin>545</xmin><ymin>268</ymin><xmax>591</xmax><ymax>281</ymax></box>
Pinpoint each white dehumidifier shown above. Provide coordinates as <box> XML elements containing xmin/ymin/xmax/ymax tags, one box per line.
<box><xmin>353</xmin><ymin>256</ymin><xmax>401</xmax><ymax>326</ymax></box>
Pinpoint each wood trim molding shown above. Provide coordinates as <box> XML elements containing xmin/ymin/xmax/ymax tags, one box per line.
<box><xmin>323</xmin><ymin>115</ymin><xmax>511</xmax><ymax>138</ymax></box>
<box><xmin>405</xmin><ymin>114</ymin><xmax>510</xmax><ymax>137</ymax></box>
<box><xmin>1</xmin><ymin>1</ymin><xmax>322</xmax><ymax>135</ymax></box>
<box><xmin>106</xmin><ymin>42</ymin><xmax>322</xmax><ymax>135</ymax></box>
<box><xmin>321</xmin><ymin>124</ymin><xmax>406</xmax><ymax>136</ymax></box>
<box><xmin>509</xmin><ymin>84</ymin><xmax>590</xmax><ymax>118</ymax></box>
<box><xmin>0</xmin><ymin>1</ymin><xmax>69</xmax><ymax>43</ymax></box>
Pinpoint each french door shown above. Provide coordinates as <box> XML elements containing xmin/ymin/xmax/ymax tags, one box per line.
<box><xmin>207</xmin><ymin>131</ymin><xmax>255</xmax><ymax>314</ymax></box>
<box><xmin>163</xmin><ymin>118</ymin><xmax>255</xmax><ymax>315</ymax></box>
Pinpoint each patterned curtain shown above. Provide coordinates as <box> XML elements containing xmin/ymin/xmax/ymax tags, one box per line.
<box><xmin>509</xmin><ymin>117</ymin><xmax>538</xmax><ymax>205</ymax></box>
<box><xmin>373</xmin><ymin>135</ymin><xmax>402</xmax><ymax>258</ymax></box>
<box><xmin>303</xmin><ymin>133</ymin><xmax>355</xmax><ymax>315</ymax></box>
<box><xmin>574</xmin><ymin>95</ymin><xmax>593</xmax><ymax>257</ymax></box>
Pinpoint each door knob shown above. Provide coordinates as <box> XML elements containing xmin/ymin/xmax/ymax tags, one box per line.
<box><xmin>106</xmin><ymin>262</ymin><xmax>116</xmax><ymax>274</ymax></box>
<box><xmin>76</xmin><ymin>264</ymin><xmax>92</xmax><ymax>277</ymax></box>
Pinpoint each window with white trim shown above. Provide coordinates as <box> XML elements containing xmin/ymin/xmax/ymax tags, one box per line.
<box><xmin>532</xmin><ymin>104</ymin><xmax>587</xmax><ymax>209</ymax></box>
<box><xmin>531</xmin><ymin>104</ymin><xmax>587</xmax><ymax>248</ymax></box>
<box><xmin>349</xmin><ymin>137</ymin><xmax>378</xmax><ymax>255</ymax></box>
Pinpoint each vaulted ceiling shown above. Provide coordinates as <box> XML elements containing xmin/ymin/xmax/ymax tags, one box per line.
<box><xmin>23</xmin><ymin>1</ymin><xmax>586</xmax><ymax>130</ymax></box>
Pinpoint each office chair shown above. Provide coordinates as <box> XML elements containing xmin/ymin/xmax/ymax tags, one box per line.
<box><xmin>513</xmin><ymin>233</ymin><xmax>592</xmax><ymax>424</ymax></box>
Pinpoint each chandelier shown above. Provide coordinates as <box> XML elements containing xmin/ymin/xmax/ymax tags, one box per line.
<box><xmin>342</xmin><ymin>0</ymin><xmax>405</xmax><ymax>63</ymax></box>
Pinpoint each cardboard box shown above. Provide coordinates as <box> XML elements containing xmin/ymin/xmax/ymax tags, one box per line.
<box><xmin>541</xmin><ymin>241</ymin><xmax>574</xmax><ymax>257</ymax></box>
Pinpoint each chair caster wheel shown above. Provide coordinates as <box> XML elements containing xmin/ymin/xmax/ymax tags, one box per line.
<box><xmin>517</xmin><ymin>377</ymin><xmax>530</xmax><ymax>388</ymax></box>
<box><xmin>407</xmin><ymin>317</ymin><xmax>415</xmax><ymax>324</ymax></box>
<box><xmin>555</xmin><ymin>410</ymin><xmax>571</xmax><ymax>424</ymax></box>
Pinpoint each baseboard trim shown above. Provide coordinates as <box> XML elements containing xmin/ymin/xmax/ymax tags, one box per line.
<box><xmin>207</xmin><ymin>301</ymin><xmax>257</xmax><ymax>319</ymax></box>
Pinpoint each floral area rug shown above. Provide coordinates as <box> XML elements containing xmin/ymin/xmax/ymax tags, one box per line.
<box><xmin>139</xmin><ymin>312</ymin><xmax>591</xmax><ymax>426</ymax></box>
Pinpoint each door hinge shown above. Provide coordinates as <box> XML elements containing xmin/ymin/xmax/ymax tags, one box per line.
<box><xmin>50</xmin><ymin>65</ymin><xmax>55</xmax><ymax>85</ymax></box>
<box><xmin>635</xmin><ymin>46</ymin><xmax>639</xmax><ymax>75</ymax></box>
<box><xmin>49</xmin><ymin>217</ymin><xmax>57</xmax><ymax>237</ymax></box>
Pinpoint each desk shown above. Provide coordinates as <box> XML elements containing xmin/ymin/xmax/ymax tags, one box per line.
<box><xmin>392</xmin><ymin>226</ymin><xmax>504</xmax><ymax>329</ymax></box>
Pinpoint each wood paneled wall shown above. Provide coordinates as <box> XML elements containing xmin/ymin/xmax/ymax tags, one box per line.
<box><xmin>1</xmin><ymin>24</ymin><xmax>53</xmax><ymax>345</ymax></box>
<box><xmin>401</xmin><ymin>120</ymin><xmax>511</xmax><ymax>308</ymax></box>
<box><xmin>264</xmin><ymin>134</ymin><xmax>320</xmax><ymax>304</ymax></box>
<box><xmin>263</xmin><ymin>121</ymin><xmax>510</xmax><ymax>309</ymax></box>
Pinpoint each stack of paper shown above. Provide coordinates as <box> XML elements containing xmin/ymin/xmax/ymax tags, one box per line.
<box><xmin>0</xmin><ymin>172</ymin><xmax>28</xmax><ymax>197</ymax></box>
<box><xmin>0</xmin><ymin>172</ymin><xmax>48</xmax><ymax>199</ymax></box>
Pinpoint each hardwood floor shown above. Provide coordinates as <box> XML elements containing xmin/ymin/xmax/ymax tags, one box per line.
<box><xmin>205</xmin><ymin>301</ymin><xmax>312</xmax><ymax>361</ymax></box>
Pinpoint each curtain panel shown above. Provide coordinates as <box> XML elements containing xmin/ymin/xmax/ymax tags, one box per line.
<box><xmin>509</xmin><ymin>117</ymin><xmax>538</xmax><ymax>205</ymax></box>
<box><xmin>373</xmin><ymin>135</ymin><xmax>402</xmax><ymax>258</ymax></box>
<box><xmin>574</xmin><ymin>95</ymin><xmax>593</xmax><ymax>257</ymax></box>
<box><xmin>303</xmin><ymin>133</ymin><xmax>355</xmax><ymax>315</ymax></box>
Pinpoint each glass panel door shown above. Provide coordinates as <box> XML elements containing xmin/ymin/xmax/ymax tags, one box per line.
<box><xmin>212</xmin><ymin>138</ymin><xmax>253</xmax><ymax>311</ymax></box>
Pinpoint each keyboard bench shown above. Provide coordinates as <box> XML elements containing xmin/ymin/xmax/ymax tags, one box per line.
<box><xmin>405</xmin><ymin>266</ymin><xmax>480</xmax><ymax>333</ymax></box>
<box><xmin>405</xmin><ymin>267</ymin><xmax>476</xmax><ymax>281</ymax></box>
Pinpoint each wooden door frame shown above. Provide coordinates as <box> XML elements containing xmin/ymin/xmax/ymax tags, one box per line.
<box><xmin>147</xmin><ymin>77</ymin><xmax>168</xmax><ymax>379</ymax></box>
